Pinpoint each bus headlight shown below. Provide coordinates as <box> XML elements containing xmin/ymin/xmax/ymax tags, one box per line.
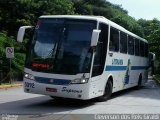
<box><xmin>24</xmin><ymin>73</ymin><xmax>34</xmax><ymax>80</ymax></box>
<box><xmin>71</xmin><ymin>78</ymin><xmax>89</xmax><ymax>84</ymax></box>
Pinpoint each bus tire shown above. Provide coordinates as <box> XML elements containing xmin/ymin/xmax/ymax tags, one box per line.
<box><xmin>97</xmin><ymin>79</ymin><xmax>112</xmax><ymax>102</ymax></box>
<box><xmin>135</xmin><ymin>75</ymin><xmax>142</xmax><ymax>90</ymax></box>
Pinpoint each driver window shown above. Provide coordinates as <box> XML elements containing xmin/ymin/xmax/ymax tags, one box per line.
<box><xmin>92</xmin><ymin>23</ymin><xmax>108</xmax><ymax>77</ymax></box>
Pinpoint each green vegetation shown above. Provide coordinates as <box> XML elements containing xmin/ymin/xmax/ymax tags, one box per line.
<box><xmin>138</xmin><ymin>19</ymin><xmax>160</xmax><ymax>74</ymax></box>
<box><xmin>153</xmin><ymin>75</ymin><xmax>160</xmax><ymax>83</ymax></box>
<box><xmin>0</xmin><ymin>0</ymin><xmax>160</xmax><ymax>82</ymax></box>
<box><xmin>0</xmin><ymin>82</ymin><xmax>14</xmax><ymax>85</ymax></box>
<box><xmin>0</xmin><ymin>32</ymin><xmax>25</xmax><ymax>82</ymax></box>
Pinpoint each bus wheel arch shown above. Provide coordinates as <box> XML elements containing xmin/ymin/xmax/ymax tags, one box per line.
<box><xmin>97</xmin><ymin>76</ymin><xmax>113</xmax><ymax>102</ymax></box>
<box><xmin>108</xmin><ymin>76</ymin><xmax>113</xmax><ymax>87</ymax></box>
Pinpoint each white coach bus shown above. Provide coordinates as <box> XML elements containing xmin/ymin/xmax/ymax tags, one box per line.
<box><xmin>17</xmin><ymin>15</ymin><xmax>149</xmax><ymax>101</ymax></box>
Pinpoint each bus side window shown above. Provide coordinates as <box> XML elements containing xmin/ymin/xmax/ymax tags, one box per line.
<box><xmin>140</xmin><ymin>41</ymin><xmax>145</xmax><ymax>57</ymax></box>
<box><xmin>128</xmin><ymin>36</ymin><xmax>135</xmax><ymax>55</ymax></box>
<box><xmin>109</xmin><ymin>27</ymin><xmax>119</xmax><ymax>52</ymax></box>
<box><xmin>135</xmin><ymin>38</ymin><xmax>140</xmax><ymax>56</ymax></box>
<box><xmin>120</xmin><ymin>32</ymin><xmax>127</xmax><ymax>54</ymax></box>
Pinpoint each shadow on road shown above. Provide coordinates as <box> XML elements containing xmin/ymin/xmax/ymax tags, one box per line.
<box><xmin>0</xmin><ymin>95</ymin><xmax>96</xmax><ymax>114</ymax></box>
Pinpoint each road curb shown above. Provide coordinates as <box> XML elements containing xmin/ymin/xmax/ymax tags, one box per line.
<box><xmin>0</xmin><ymin>84</ymin><xmax>23</xmax><ymax>89</ymax></box>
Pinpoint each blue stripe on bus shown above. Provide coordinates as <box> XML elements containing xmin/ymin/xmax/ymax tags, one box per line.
<box><xmin>131</xmin><ymin>66</ymin><xmax>148</xmax><ymax>70</ymax></box>
<box><xmin>105</xmin><ymin>66</ymin><xmax>127</xmax><ymax>71</ymax></box>
<box><xmin>35</xmin><ymin>77</ymin><xmax>71</xmax><ymax>85</ymax></box>
<box><xmin>105</xmin><ymin>66</ymin><xmax>148</xmax><ymax>71</ymax></box>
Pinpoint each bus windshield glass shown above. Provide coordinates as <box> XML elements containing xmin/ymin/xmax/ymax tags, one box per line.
<box><xmin>26</xmin><ymin>18</ymin><xmax>96</xmax><ymax>75</ymax></box>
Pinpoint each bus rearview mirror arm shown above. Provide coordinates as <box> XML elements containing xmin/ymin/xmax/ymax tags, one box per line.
<box><xmin>17</xmin><ymin>26</ymin><xmax>33</xmax><ymax>43</ymax></box>
<box><xmin>90</xmin><ymin>29</ymin><xmax>101</xmax><ymax>47</ymax></box>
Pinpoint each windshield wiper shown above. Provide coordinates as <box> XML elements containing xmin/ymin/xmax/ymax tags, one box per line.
<box><xmin>45</xmin><ymin>43</ymin><xmax>58</xmax><ymax>59</ymax></box>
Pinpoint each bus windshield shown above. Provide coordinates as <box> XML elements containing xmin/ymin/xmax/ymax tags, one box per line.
<box><xmin>26</xmin><ymin>18</ymin><xmax>96</xmax><ymax>75</ymax></box>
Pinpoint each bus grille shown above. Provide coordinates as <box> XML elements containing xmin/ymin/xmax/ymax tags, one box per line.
<box><xmin>35</xmin><ymin>77</ymin><xmax>71</xmax><ymax>85</ymax></box>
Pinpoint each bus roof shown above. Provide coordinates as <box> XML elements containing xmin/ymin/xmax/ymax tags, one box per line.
<box><xmin>40</xmin><ymin>15</ymin><xmax>104</xmax><ymax>21</ymax></box>
<box><xmin>40</xmin><ymin>15</ymin><xmax>147</xmax><ymax>43</ymax></box>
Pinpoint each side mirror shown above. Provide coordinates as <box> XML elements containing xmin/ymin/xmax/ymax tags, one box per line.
<box><xmin>90</xmin><ymin>29</ymin><xmax>101</xmax><ymax>47</ymax></box>
<box><xmin>17</xmin><ymin>26</ymin><xmax>33</xmax><ymax>42</ymax></box>
<box><xmin>152</xmin><ymin>53</ymin><xmax>156</xmax><ymax>61</ymax></box>
<box><xmin>148</xmin><ymin>52</ymin><xmax>156</xmax><ymax>75</ymax></box>
<box><xmin>149</xmin><ymin>52</ymin><xmax>156</xmax><ymax>61</ymax></box>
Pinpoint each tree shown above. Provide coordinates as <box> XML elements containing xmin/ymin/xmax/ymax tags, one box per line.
<box><xmin>72</xmin><ymin>0</ymin><xmax>144</xmax><ymax>37</ymax></box>
<box><xmin>0</xmin><ymin>0</ymin><xmax>75</xmax><ymax>37</ymax></box>
<box><xmin>0</xmin><ymin>0</ymin><xmax>76</xmax><ymax>82</ymax></box>
<box><xmin>138</xmin><ymin>19</ymin><xmax>160</xmax><ymax>73</ymax></box>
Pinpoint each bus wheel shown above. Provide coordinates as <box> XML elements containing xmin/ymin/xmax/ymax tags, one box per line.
<box><xmin>135</xmin><ymin>75</ymin><xmax>142</xmax><ymax>90</ymax></box>
<box><xmin>97</xmin><ymin>79</ymin><xmax>113</xmax><ymax>102</ymax></box>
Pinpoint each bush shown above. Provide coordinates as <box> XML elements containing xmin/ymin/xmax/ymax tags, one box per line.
<box><xmin>154</xmin><ymin>74</ymin><xmax>160</xmax><ymax>83</ymax></box>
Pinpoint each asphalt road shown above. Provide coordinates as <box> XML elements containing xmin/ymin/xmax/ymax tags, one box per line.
<box><xmin>0</xmin><ymin>79</ymin><xmax>160</xmax><ymax>120</ymax></box>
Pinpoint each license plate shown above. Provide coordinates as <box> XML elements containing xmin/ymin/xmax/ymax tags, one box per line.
<box><xmin>46</xmin><ymin>88</ymin><xmax>57</xmax><ymax>92</ymax></box>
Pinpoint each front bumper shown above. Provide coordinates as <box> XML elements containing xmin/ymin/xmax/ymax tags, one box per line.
<box><xmin>23</xmin><ymin>78</ymin><xmax>90</xmax><ymax>100</ymax></box>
